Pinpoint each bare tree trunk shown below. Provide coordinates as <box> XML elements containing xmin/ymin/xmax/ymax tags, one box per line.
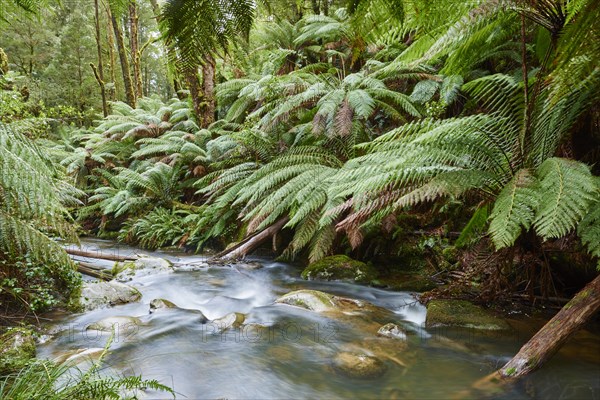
<box><xmin>200</xmin><ymin>54</ymin><xmax>216</xmax><ymax>128</ymax></box>
<box><xmin>499</xmin><ymin>273</ymin><xmax>600</xmax><ymax>377</ymax></box>
<box><xmin>111</xmin><ymin>10</ymin><xmax>136</xmax><ymax>107</ymax></box>
<box><xmin>218</xmin><ymin>218</ymin><xmax>289</xmax><ymax>260</ymax></box>
<box><xmin>323</xmin><ymin>0</ymin><xmax>329</xmax><ymax>16</ymax></box>
<box><xmin>93</xmin><ymin>0</ymin><xmax>108</xmax><ymax>116</ymax></box>
<box><xmin>65</xmin><ymin>248</ymin><xmax>137</xmax><ymax>262</ymax></box>
<box><xmin>129</xmin><ymin>0</ymin><xmax>143</xmax><ymax>98</ymax></box>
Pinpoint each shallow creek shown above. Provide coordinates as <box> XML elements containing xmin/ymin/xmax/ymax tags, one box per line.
<box><xmin>38</xmin><ymin>239</ymin><xmax>600</xmax><ymax>399</ymax></box>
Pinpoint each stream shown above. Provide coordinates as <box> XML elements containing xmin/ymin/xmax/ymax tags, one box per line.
<box><xmin>38</xmin><ymin>239</ymin><xmax>600</xmax><ymax>399</ymax></box>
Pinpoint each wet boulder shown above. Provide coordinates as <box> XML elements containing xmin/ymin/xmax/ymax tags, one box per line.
<box><xmin>114</xmin><ymin>255</ymin><xmax>173</xmax><ymax>282</ymax></box>
<box><xmin>332</xmin><ymin>352</ymin><xmax>387</xmax><ymax>379</ymax></box>
<box><xmin>275</xmin><ymin>290</ymin><xmax>336</xmax><ymax>312</ymax></box>
<box><xmin>426</xmin><ymin>300</ymin><xmax>510</xmax><ymax>330</ymax></box>
<box><xmin>149</xmin><ymin>298</ymin><xmax>178</xmax><ymax>313</ymax></box>
<box><xmin>147</xmin><ymin>298</ymin><xmax>208</xmax><ymax>323</ymax></box>
<box><xmin>301</xmin><ymin>255</ymin><xmax>377</xmax><ymax>284</ymax></box>
<box><xmin>211</xmin><ymin>312</ymin><xmax>246</xmax><ymax>332</ymax></box>
<box><xmin>80</xmin><ymin>281</ymin><xmax>141</xmax><ymax>311</ymax></box>
<box><xmin>0</xmin><ymin>328</ymin><xmax>36</xmax><ymax>374</ymax></box>
<box><xmin>275</xmin><ymin>290</ymin><xmax>390</xmax><ymax>318</ymax></box>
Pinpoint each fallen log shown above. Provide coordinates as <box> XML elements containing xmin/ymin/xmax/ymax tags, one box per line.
<box><xmin>65</xmin><ymin>248</ymin><xmax>137</xmax><ymax>262</ymax></box>
<box><xmin>498</xmin><ymin>273</ymin><xmax>600</xmax><ymax>378</ymax></box>
<box><xmin>76</xmin><ymin>262</ymin><xmax>113</xmax><ymax>281</ymax></box>
<box><xmin>216</xmin><ymin>217</ymin><xmax>289</xmax><ymax>260</ymax></box>
<box><xmin>456</xmin><ymin>273</ymin><xmax>600</xmax><ymax>398</ymax></box>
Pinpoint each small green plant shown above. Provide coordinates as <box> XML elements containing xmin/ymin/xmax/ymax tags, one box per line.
<box><xmin>0</xmin><ymin>336</ymin><xmax>175</xmax><ymax>399</ymax></box>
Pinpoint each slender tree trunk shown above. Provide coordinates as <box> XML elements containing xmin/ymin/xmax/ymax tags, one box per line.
<box><xmin>93</xmin><ymin>0</ymin><xmax>108</xmax><ymax>116</ymax></box>
<box><xmin>111</xmin><ymin>11</ymin><xmax>136</xmax><ymax>107</ymax></box>
<box><xmin>311</xmin><ymin>0</ymin><xmax>319</xmax><ymax>14</ymax></box>
<box><xmin>105</xmin><ymin>5</ymin><xmax>118</xmax><ymax>101</ymax></box>
<box><xmin>200</xmin><ymin>54</ymin><xmax>216</xmax><ymax>128</ymax></box>
<box><xmin>129</xmin><ymin>0</ymin><xmax>143</xmax><ymax>98</ymax></box>
<box><xmin>323</xmin><ymin>0</ymin><xmax>329</xmax><ymax>16</ymax></box>
<box><xmin>499</xmin><ymin>273</ymin><xmax>600</xmax><ymax>377</ymax></box>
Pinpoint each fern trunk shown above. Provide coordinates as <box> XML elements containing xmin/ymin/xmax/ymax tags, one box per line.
<box><xmin>200</xmin><ymin>54</ymin><xmax>216</xmax><ymax>128</ymax></box>
<box><xmin>499</xmin><ymin>273</ymin><xmax>600</xmax><ymax>377</ymax></box>
<box><xmin>184</xmin><ymin>67</ymin><xmax>203</xmax><ymax>122</ymax></box>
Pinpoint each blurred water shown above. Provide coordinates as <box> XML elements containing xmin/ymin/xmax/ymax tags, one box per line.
<box><xmin>39</xmin><ymin>239</ymin><xmax>600</xmax><ymax>399</ymax></box>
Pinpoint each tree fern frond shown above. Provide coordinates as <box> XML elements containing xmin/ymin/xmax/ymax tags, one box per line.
<box><xmin>533</xmin><ymin>158</ymin><xmax>597</xmax><ymax>239</ymax></box>
<box><xmin>489</xmin><ymin>169</ymin><xmax>539</xmax><ymax>249</ymax></box>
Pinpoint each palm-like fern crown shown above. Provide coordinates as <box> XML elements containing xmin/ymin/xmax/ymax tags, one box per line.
<box><xmin>160</xmin><ymin>0</ymin><xmax>255</xmax><ymax>68</ymax></box>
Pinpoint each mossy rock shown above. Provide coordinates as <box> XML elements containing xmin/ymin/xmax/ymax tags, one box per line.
<box><xmin>0</xmin><ymin>328</ymin><xmax>36</xmax><ymax>374</ymax></box>
<box><xmin>426</xmin><ymin>300</ymin><xmax>510</xmax><ymax>330</ymax></box>
<box><xmin>149</xmin><ymin>298</ymin><xmax>178</xmax><ymax>313</ymax></box>
<box><xmin>80</xmin><ymin>281</ymin><xmax>142</xmax><ymax>311</ymax></box>
<box><xmin>301</xmin><ymin>255</ymin><xmax>377</xmax><ymax>283</ymax></box>
<box><xmin>114</xmin><ymin>256</ymin><xmax>173</xmax><ymax>282</ymax></box>
<box><xmin>275</xmin><ymin>290</ymin><xmax>336</xmax><ymax>312</ymax></box>
<box><xmin>372</xmin><ymin>273</ymin><xmax>437</xmax><ymax>292</ymax></box>
<box><xmin>211</xmin><ymin>312</ymin><xmax>246</xmax><ymax>332</ymax></box>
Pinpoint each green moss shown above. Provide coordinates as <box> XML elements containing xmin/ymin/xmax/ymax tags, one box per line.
<box><xmin>425</xmin><ymin>300</ymin><xmax>510</xmax><ymax>330</ymax></box>
<box><xmin>66</xmin><ymin>282</ymin><xmax>83</xmax><ymax>312</ymax></box>
<box><xmin>373</xmin><ymin>273</ymin><xmax>437</xmax><ymax>292</ymax></box>
<box><xmin>504</xmin><ymin>367</ymin><xmax>516</xmax><ymax>376</ymax></box>
<box><xmin>301</xmin><ymin>255</ymin><xmax>378</xmax><ymax>283</ymax></box>
<box><xmin>0</xmin><ymin>328</ymin><xmax>36</xmax><ymax>374</ymax></box>
<box><xmin>111</xmin><ymin>261</ymin><xmax>135</xmax><ymax>276</ymax></box>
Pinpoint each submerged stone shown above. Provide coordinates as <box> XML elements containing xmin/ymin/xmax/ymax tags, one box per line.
<box><xmin>332</xmin><ymin>352</ymin><xmax>387</xmax><ymax>379</ymax></box>
<box><xmin>301</xmin><ymin>255</ymin><xmax>377</xmax><ymax>283</ymax></box>
<box><xmin>425</xmin><ymin>300</ymin><xmax>510</xmax><ymax>330</ymax></box>
<box><xmin>55</xmin><ymin>348</ymin><xmax>105</xmax><ymax>365</ymax></box>
<box><xmin>0</xmin><ymin>328</ymin><xmax>36</xmax><ymax>374</ymax></box>
<box><xmin>377</xmin><ymin>323</ymin><xmax>407</xmax><ymax>340</ymax></box>
<box><xmin>80</xmin><ymin>281</ymin><xmax>141</xmax><ymax>311</ymax></box>
<box><xmin>86</xmin><ymin>316</ymin><xmax>142</xmax><ymax>332</ymax></box>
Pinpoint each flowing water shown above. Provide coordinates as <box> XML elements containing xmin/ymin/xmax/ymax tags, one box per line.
<box><xmin>38</xmin><ymin>239</ymin><xmax>600</xmax><ymax>399</ymax></box>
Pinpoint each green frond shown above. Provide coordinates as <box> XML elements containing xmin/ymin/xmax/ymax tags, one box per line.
<box><xmin>489</xmin><ymin>169</ymin><xmax>539</xmax><ymax>249</ymax></box>
<box><xmin>533</xmin><ymin>158</ymin><xmax>597</xmax><ymax>239</ymax></box>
